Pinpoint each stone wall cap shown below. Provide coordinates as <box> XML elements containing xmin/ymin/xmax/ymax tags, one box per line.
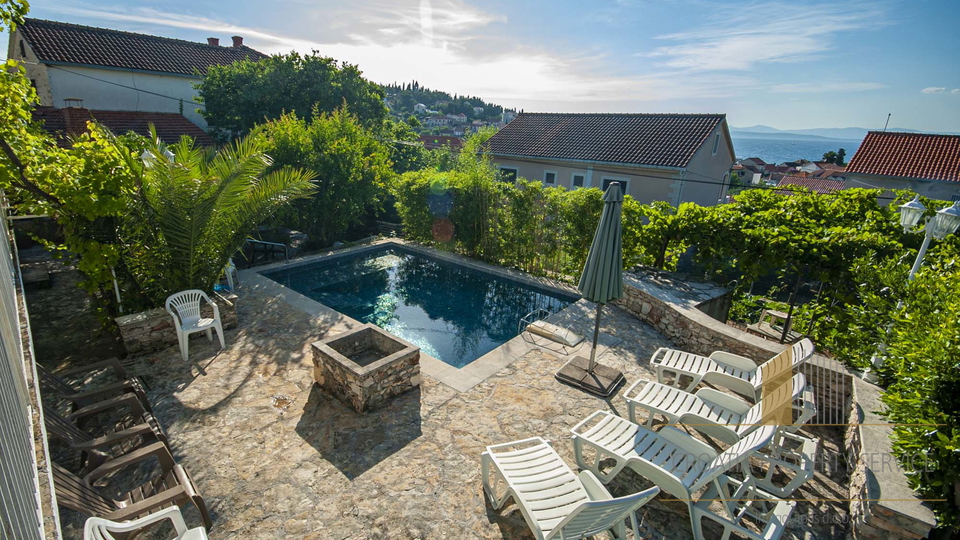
<box><xmin>853</xmin><ymin>378</ymin><xmax>937</xmax><ymax>528</ymax></box>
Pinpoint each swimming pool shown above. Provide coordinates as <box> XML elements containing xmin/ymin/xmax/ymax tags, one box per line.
<box><xmin>262</xmin><ymin>246</ymin><xmax>577</xmax><ymax>368</ymax></box>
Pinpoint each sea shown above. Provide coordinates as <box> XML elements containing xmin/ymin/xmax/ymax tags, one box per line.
<box><xmin>731</xmin><ymin>137</ymin><xmax>860</xmax><ymax>165</ymax></box>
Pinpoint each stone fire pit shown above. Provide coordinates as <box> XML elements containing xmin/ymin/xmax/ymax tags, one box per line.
<box><xmin>311</xmin><ymin>324</ymin><xmax>420</xmax><ymax>413</ymax></box>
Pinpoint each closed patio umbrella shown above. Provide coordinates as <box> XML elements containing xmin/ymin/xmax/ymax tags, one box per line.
<box><xmin>555</xmin><ymin>182</ymin><xmax>626</xmax><ymax>397</ymax></box>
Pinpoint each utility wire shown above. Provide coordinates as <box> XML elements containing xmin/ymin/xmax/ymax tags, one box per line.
<box><xmin>43</xmin><ymin>64</ymin><xmax>205</xmax><ymax>107</ymax></box>
<box><xmin>493</xmin><ymin>155</ymin><xmax>900</xmax><ymax>202</ymax></box>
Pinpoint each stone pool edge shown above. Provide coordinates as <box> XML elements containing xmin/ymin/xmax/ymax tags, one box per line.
<box><xmin>237</xmin><ymin>239</ymin><xmax>615</xmax><ymax>393</ymax></box>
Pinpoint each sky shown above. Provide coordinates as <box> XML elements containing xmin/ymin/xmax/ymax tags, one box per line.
<box><xmin>5</xmin><ymin>0</ymin><xmax>960</xmax><ymax>132</ymax></box>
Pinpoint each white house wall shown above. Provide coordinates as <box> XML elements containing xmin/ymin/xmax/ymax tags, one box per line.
<box><xmin>844</xmin><ymin>173</ymin><xmax>960</xmax><ymax>205</ymax></box>
<box><xmin>46</xmin><ymin>65</ymin><xmax>207</xmax><ymax>129</ymax></box>
<box><xmin>683</xmin><ymin>123</ymin><xmax>736</xmax><ymax>206</ymax></box>
<box><xmin>492</xmin><ymin>157</ymin><xmax>680</xmax><ymax>204</ymax></box>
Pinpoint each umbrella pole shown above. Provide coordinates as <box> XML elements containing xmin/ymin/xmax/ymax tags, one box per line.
<box><xmin>588</xmin><ymin>302</ymin><xmax>603</xmax><ymax>372</ymax></box>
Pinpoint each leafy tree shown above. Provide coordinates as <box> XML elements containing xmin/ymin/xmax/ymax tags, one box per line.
<box><xmin>383</xmin><ymin>118</ymin><xmax>429</xmax><ymax>174</ymax></box>
<box><xmin>254</xmin><ymin>108</ymin><xmax>394</xmax><ymax>246</ymax></box>
<box><xmin>880</xmin><ymin>240</ymin><xmax>960</xmax><ymax>529</ymax></box>
<box><xmin>197</xmin><ymin>52</ymin><xmax>387</xmax><ymax>137</ymax></box>
<box><xmin>821</xmin><ymin>148</ymin><xmax>847</xmax><ymax>165</ymax></box>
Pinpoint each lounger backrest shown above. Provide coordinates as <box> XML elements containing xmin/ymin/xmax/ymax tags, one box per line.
<box><xmin>550</xmin><ymin>486</ymin><xmax>660</xmax><ymax>540</ymax></box>
<box><xmin>43</xmin><ymin>406</ymin><xmax>92</xmax><ymax>445</ymax></box>
<box><xmin>51</xmin><ymin>462</ymin><xmax>115</xmax><ymax>517</ymax></box>
<box><xmin>688</xmin><ymin>425</ymin><xmax>775</xmax><ymax>492</ymax></box>
<box><xmin>36</xmin><ymin>363</ymin><xmax>78</xmax><ymax>395</ymax></box>
<box><xmin>738</xmin><ymin>373</ymin><xmax>806</xmax><ymax>436</ymax></box>
<box><xmin>757</xmin><ymin>338</ymin><xmax>815</xmax><ymax>386</ymax></box>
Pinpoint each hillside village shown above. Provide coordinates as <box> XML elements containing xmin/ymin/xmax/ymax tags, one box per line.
<box><xmin>3</xmin><ymin>8</ymin><xmax>960</xmax><ymax>540</ymax></box>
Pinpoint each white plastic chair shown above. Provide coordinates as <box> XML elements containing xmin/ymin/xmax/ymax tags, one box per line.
<box><xmin>624</xmin><ymin>372</ymin><xmax>816</xmax><ymax>444</ymax></box>
<box><xmin>650</xmin><ymin>338</ymin><xmax>815</xmax><ymax>401</ymax></box>
<box><xmin>571</xmin><ymin>412</ymin><xmax>797</xmax><ymax>540</ymax></box>
<box><xmin>165</xmin><ymin>290</ymin><xmax>225</xmax><ymax>362</ymax></box>
<box><xmin>481</xmin><ymin>436</ymin><xmax>659</xmax><ymax>540</ymax></box>
<box><xmin>84</xmin><ymin>506</ymin><xmax>209</xmax><ymax>539</ymax></box>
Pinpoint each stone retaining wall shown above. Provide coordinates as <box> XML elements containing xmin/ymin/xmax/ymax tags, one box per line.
<box><xmin>115</xmin><ymin>293</ymin><xmax>238</xmax><ymax>355</ymax></box>
<box><xmin>845</xmin><ymin>379</ymin><xmax>937</xmax><ymax>539</ymax></box>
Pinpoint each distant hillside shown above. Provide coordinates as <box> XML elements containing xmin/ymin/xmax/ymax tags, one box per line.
<box><xmin>731</xmin><ymin>130</ymin><xmax>843</xmax><ymax>142</ymax></box>
<box><xmin>381</xmin><ymin>81</ymin><xmax>506</xmax><ymax>125</ymax></box>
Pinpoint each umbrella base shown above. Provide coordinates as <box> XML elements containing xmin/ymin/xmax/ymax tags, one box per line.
<box><xmin>555</xmin><ymin>356</ymin><xmax>625</xmax><ymax>398</ymax></box>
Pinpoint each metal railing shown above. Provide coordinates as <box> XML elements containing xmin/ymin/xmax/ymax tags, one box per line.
<box><xmin>0</xmin><ymin>195</ymin><xmax>48</xmax><ymax>539</ymax></box>
<box><xmin>799</xmin><ymin>354</ymin><xmax>852</xmax><ymax>426</ymax></box>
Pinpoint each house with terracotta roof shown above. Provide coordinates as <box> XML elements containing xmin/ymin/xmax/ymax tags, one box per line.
<box><xmin>845</xmin><ymin>131</ymin><xmax>960</xmax><ymax>204</ymax></box>
<box><xmin>485</xmin><ymin>112</ymin><xmax>735</xmax><ymax>206</ymax></box>
<box><xmin>7</xmin><ymin>19</ymin><xmax>267</xmax><ymax>130</ymax></box>
<box><xmin>31</xmin><ymin>106</ymin><xmax>215</xmax><ymax>147</ymax></box>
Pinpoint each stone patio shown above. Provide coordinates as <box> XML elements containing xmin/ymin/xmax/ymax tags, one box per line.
<box><xmin>50</xmin><ymin>270</ymin><xmax>851</xmax><ymax>539</ymax></box>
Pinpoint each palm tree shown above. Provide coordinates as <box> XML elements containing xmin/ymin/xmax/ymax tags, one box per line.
<box><xmin>123</xmin><ymin>128</ymin><xmax>316</xmax><ymax>305</ymax></box>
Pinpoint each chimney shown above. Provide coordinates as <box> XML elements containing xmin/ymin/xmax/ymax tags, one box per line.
<box><xmin>61</xmin><ymin>102</ymin><xmax>91</xmax><ymax>138</ymax></box>
<box><xmin>231</xmin><ymin>35</ymin><xmax>243</xmax><ymax>47</ymax></box>
<box><xmin>207</xmin><ymin>37</ymin><xmax>219</xmax><ymax>46</ymax></box>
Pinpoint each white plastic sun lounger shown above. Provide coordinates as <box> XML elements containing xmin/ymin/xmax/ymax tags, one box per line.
<box><xmin>624</xmin><ymin>372</ymin><xmax>817</xmax><ymax>445</ymax></box>
<box><xmin>650</xmin><ymin>338</ymin><xmax>815</xmax><ymax>401</ymax></box>
<box><xmin>571</xmin><ymin>411</ymin><xmax>797</xmax><ymax>540</ymax></box>
<box><xmin>481</xmin><ymin>437</ymin><xmax>659</xmax><ymax>540</ymax></box>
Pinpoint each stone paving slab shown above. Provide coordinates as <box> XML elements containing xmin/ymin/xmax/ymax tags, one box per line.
<box><xmin>53</xmin><ymin>275</ymin><xmax>850</xmax><ymax>540</ymax></box>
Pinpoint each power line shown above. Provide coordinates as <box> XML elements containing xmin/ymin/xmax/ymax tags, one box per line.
<box><xmin>44</xmin><ymin>64</ymin><xmax>205</xmax><ymax>107</ymax></box>
<box><xmin>494</xmin><ymin>155</ymin><xmax>901</xmax><ymax>202</ymax></box>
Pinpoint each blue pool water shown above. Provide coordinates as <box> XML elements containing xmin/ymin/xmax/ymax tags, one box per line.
<box><xmin>262</xmin><ymin>247</ymin><xmax>578</xmax><ymax>368</ymax></box>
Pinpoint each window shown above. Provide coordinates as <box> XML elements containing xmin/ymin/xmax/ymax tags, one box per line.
<box><xmin>601</xmin><ymin>178</ymin><xmax>628</xmax><ymax>194</ymax></box>
<box><xmin>572</xmin><ymin>174</ymin><xmax>585</xmax><ymax>188</ymax></box>
<box><xmin>543</xmin><ymin>171</ymin><xmax>557</xmax><ymax>185</ymax></box>
<box><xmin>498</xmin><ymin>167</ymin><xmax>518</xmax><ymax>182</ymax></box>
<box><xmin>19</xmin><ymin>40</ymin><xmax>26</xmax><ymax>58</ymax></box>
<box><xmin>712</xmin><ymin>133</ymin><xmax>720</xmax><ymax>156</ymax></box>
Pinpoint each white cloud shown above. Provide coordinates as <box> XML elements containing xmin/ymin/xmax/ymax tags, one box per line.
<box><xmin>771</xmin><ymin>82</ymin><xmax>886</xmax><ymax>93</ymax></box>
<box><xmin>642</xmin><ymin>1</ymin><xmax>888</xmax><ymax>72</ymax></box>
<box><xmin>922</xmin><ymin>87</ymin><xmax>947</xmax><ymax>93</ymax></box>
<box><xmin>953</xmin><ymin>89</ymin><xmax>960</xmax><ymax>94</ymax></box>
<box><xmin>43</xmin><ymin>3</ymin><xmax>760</xmax><ymax>104</ymax></box>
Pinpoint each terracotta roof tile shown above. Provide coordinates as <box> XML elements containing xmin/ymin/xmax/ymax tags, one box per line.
<box><xmin>32</xmin><ymin>107</ymin><xmax>215</xmax><ymax>147</ymax></box>
<box><xmin>486</xmin><ymin>112</ymin><xmax>726</xmax><ymax>168</ymax></box>
<box><xmin>846</xmin><ymin>131</ymin><xmax>960</xmax><ymax>182</ymax></box>
<box><xmin>19</xmin><ymin>18</ymin><xmax>267</xmax><ymax>77</ymax></box>
<box><xmin>776</xmin><ymin>175</ymin><xmax>845</xmax><ymax>195</ymax></box>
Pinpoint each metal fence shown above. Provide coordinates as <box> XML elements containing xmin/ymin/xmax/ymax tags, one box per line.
<box><xmin>0</xmin><ymin>198</ymin><xmax>46</xmax><ymax>540</ymax></box>
<box><xmin>799</xmin><ymin>353</ymin><xmax>853</xmax><ymax>426</ymax></box>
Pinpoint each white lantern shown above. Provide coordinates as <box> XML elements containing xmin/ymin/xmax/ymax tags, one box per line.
<box><xmin>898</xmin><ymin>196</ymin><xmax>926</xmax><ymax>233</ymax></box>
<box><xmin>930</xmin><ymin>201</ymin><xmax>960</xmax><ymax>240</ymax></box>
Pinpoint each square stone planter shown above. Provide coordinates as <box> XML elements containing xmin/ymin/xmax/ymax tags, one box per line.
<box><xmin>311</xmin><ymin>324</ymin><xmax>420</xmax><ymax>413</ymax></box>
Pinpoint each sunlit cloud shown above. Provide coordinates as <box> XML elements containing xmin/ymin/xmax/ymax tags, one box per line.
<box><xmin>922</xmin><ymin>87</ymin><xmax>946</xmax><ymax>94</ymax></box>
<box><xmin>42</xmin><ymin>3</ymin><xmax>759</xmax><ymax>104</ymax></box>
<box><xmin>642</xmin><ymin>1</ymin><xmax>889</xmax><ymax>72</ymax></box>
<box><xmin>952</xmin><ymin>89</ymin><xmax>960</xmax><ymax>95</ymax></box>
<box><xmin>771</xmin><ymin>82</ymin><xmax>886</xmax><ymax>93</ymax></box>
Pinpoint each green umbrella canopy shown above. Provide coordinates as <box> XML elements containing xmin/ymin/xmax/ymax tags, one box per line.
<box><xmin>577</xmin><ymin>183</ymin><xmax>624</xmax><ymax>303</ymax></box>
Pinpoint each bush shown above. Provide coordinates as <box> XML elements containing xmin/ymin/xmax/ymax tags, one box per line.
<box><xmin>881</xmin><ymin>243</ymin><xmax>960</xmax><ymax>528</ymax></box>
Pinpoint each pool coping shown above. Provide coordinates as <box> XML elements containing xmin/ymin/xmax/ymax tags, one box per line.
<box><xmin>238</xmin><ymin>239</ymin><xmax>620</xmax><ymax>393</ymax></box>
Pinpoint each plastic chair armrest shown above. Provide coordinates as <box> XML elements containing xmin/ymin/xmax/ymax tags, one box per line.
<box><xmin>694</xmin><ymin>388</ymin><xmax>752</xmax><ymax>414</ymax></box>
<box><xmin>89</xmin><ymin>506</ymin><xmax>189</xmax><ymax>536</ymax></box>
<box><xmin>72</xmin><ymin>423</ymin><xmax>154</xmax><ymax>451</ymax></box>
<box><xmin>85</xmin><ymin>442</ymin><xmax>175</xmax><ymax>483</ymax></box>
<box><xmin>709</xmin><ymin>351</ymin><xmax>761</xmax><ymax>371</ymax></box>
<box><xmin>579</xmin><ymin>470</ymin><xmax>613</xmax><ymax>502</ymax></box>
<box><xmin>67</xmin><ymin>393</ymin><xmax>146</xmax><ymax>421</ymax></box>
<box><xmin>59</xmin><ymin>358</ymin><xmax>128</xmax><ymax>380</ymax></box>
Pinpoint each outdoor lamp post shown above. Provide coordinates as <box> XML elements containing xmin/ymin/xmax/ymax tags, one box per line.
<box><xmin>871</xmin><ymin>198</ymin><xmax>960</xmax><ymax>375</ymax></box>
<box><xmin>899</xmin><ymin>197</ymin><xmax>960</xmax><ymax>280</ymax></box>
